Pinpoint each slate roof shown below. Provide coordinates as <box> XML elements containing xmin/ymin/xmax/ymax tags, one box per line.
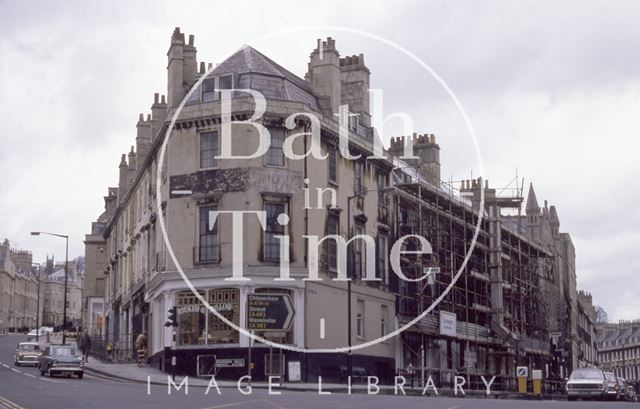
<box><xmin>188</xmin><ymin>45</ymin><xmax>319</xmax><ymax>110</ymax></box>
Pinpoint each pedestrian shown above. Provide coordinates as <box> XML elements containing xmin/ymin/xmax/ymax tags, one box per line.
<box><xmin>81</xmin><ymin>332</ymin><xmax>91</xmax><ymax>363</ymax></box>
<box><xmin>135</xmin><ymin>332</ymin><xmax>148</xmax><ymax>366</ymax></box>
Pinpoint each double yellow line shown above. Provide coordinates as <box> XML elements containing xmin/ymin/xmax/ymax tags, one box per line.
<box><xmin>0</xmin><ymin>395</ymin><xmax>27</xmax><ymax>409</ymax></box>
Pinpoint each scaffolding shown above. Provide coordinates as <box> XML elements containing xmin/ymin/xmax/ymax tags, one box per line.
<box><xmin>391</xmin><ymin>167</ymin><xmax>555</xmax><ymax>391</ymax></box>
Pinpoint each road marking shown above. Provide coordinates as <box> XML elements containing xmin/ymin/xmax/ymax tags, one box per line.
<box><xmin>1</xmin><ymin>364</ymin><xmax>9</xmax><ymax>369</ymax></box>
<box><xmin>320</xmin><ymin>318</ymin><xmax>326</xmax><ymax>339</ymax></box>
<box><xmin>201</xmin><ymin>399</ymin><xmax>262</xmax><ymax>409</ymax></box>
<box><xmin>0</xmin><ymin>394</ymin><xmax>27</xmax><ymax>409</ymax></box>
<box><xmin>10</xmin><ymin>368</ymin><xmax>20</xmax><ymax>373</ymax></box>
<box><xmin>264</xmin><ymin>400</ymin><xmax>288</xmax><ymax>409</ymax></box>
<box><xmin>23</xmin><ymin>373</ymin><xmax>36</xmax><ymax>378</ymax></box>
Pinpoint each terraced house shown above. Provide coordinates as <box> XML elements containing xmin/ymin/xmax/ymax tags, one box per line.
<box><xmin>88</xmin><ymin>28</ymin><xmax>582</xmax><ymax>386</ymax></box>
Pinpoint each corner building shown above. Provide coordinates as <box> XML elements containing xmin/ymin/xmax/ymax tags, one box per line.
<box><xmin>98</xmin><ymin>30</ymin><xmax>395</xmax><ymax>382</ymax></box>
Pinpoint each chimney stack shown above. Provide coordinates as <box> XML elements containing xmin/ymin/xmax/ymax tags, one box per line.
<box><xmin>306</xmin><ymin>37</ymin><xmax>341</xmax><ymax>117</ymax></box>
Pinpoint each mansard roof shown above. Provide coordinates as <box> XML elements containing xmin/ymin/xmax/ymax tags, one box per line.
<box><xmin>191</xmin><ymin>45</ymin><xmax>319</xmax><ymax>110</ymax></box>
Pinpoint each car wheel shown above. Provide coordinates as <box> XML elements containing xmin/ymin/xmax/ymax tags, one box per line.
<box><xmin>78</xmin><ymin>372</ymin><xmax>83</xmax><ymax>379</ymax></box>
<box><xmin>567</xmin><ymin>396</ymin><xmax>576</xmax><ymax>401</ymax></box>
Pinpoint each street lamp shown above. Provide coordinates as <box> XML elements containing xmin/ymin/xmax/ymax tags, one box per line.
<box><xmin>31</xmin><ymin>263</ymin><xmax>42</xmax><ymax>342</ymax></box>
<box><xmin>31</xmin><ymin>231</ymin><xmax>69</xmax><ymax>344</ymax></box>
<box><xmin>345</xmin><ymin>185</ymin><xmax>395</xmax><ymax>381</ymax></box>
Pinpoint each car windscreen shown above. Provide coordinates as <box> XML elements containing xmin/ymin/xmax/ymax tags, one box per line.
<box><xmin>51</xmin><ymin>347</ymin><xmax>76</xmax><ymax>356</ymax></box>
<box><xmin>570</xmin><ymin>369</ymin><xmax>603</xmax><ymax>380</ymax></box>
<box><xmin>605</xmin><ymin>373</ymin><xmax>617</xmax><ymax>382</ymax></box>
<box><xmin>19</xmin><ymin>344</ymin><xmax>40</xmax><ymax>351</ymax></box>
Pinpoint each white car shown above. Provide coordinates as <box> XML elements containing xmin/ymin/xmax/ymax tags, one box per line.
<box><xmin>566</xmin><ymin>368</ymin><xmax>607</xmax><ymax>401</ymax></box>
<box><xmin>26</xmin><ymin>328</ymin><xmax>49</xmax><ymax>340</ymax></box>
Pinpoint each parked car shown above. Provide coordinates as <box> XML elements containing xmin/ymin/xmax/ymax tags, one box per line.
<box><xmin>618</xmin><ymin>377</ymin><xmax>628</xmax><ymax>400</ymax></box>
<box><xmin>566</xmin><ymin>367</ymin><xmax>607</xmax><ymax>401</ymax></box>
<box><xmin>14</xmin><ymin>342</ymin><xmax>42</xmax><ymax>366</ymax></box>
<box><xmin>38</xmin><ymin>345</ymin><xmax>83</xmax><ymax>379</ymax></box>
<box><xmin>26</xmin><ymin>329</ymin><xmax>47</xmax><ymax>341</ymax></box>
<box><xmin>624</xmin><ymin>384</ymin><xmax>638</xmax><ymax>402</ymax></box>
<box><xmin>604</xmin><ymin>372</ymin><xmax>622</xmax><ymax>400</ymax></box>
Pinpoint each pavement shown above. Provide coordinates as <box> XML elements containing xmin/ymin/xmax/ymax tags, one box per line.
<box><xmin>2</xmin><ymin>333</ymin><xmax>639</xmax><ymax>409</ymax></box>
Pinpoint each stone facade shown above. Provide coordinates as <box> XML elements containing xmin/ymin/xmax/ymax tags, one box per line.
<box><xmin>0</xmin><ymin>240</ymin><xmax>39</xmax><ymax>332</ymax></box>
<box><xmin>598</xmin><ymin>321</ymin><xmax>640</xmax><ymax>382</ymax></box>
<box><xmin>88</xmin><ymin>28</ymin><xmax>587</xmax><ymax>387</ymax></box>
<box><xmin>577</xmin><ymin>291</ymin><xmax>598</xmax><ymax>367</ymax></box>
<box><xmin>41</xmin><ymin>258</ymin><xmax>83</xmax><ymax>329</ymax></box>
<box><xmin>84</xmin><ymin>213</ymin><xmax>109</xmax><ymax>336</ymax></box>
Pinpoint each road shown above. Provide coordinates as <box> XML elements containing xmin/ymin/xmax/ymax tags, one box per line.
<box><xmin>0</xmin><ymin>334</ymin><xmax>638</xmax><ymax>409</ymax></box>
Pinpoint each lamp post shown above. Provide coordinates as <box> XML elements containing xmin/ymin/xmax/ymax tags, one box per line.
<box><xmin>31</xmin><ymin>263</ymin><xmax>41</xmax><ymax>342</ymax></box>
<box><xmin>31</xmin><ymin>231</ymin><xmax>69</xmax><ymax>344</ymax></box>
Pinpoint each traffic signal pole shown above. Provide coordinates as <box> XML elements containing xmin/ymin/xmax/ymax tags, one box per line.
<box><xmin>165</xmin><ymin>306</ymin><xmax>178</xmax><ymax>381</ymax></box>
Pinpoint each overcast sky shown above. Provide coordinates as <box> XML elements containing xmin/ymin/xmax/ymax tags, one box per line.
<box><xmin>1</xmin><ymin>0</ymin><xmax>638</xmax><ymax>321</ymax></box>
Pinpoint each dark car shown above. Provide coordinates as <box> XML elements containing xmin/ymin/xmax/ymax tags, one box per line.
<box><xmin>603</xmin><ymin>372</ymin><xmax>621</xmax><ymax>400</ymax></box>
<box><xmin>38</xmin><ymin>345</ymin><xmax>84</xmax><ymax>379</ymax></box>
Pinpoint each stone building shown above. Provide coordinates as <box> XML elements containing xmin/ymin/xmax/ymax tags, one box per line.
<box><xmin>41</xmin><ymin>259</ymin><xmax>83</xmax><ymax>329</ymax></box>
<box><xmin>88</xmin><ymin>28</ymin><xmax>582</xmax><ymax>386</ymax></box>
<box><xmin>577</xmin><ymin>291</ymin><xmax>598</xmax><ymax>367</ymax></box>
<box><xmin>598</xmin><ymin>320</ymin><xmax>640</xmax><ymax>382</ymax></box>
<box><xmin>0</xmin><ymin>240</ymin><xmax>39</xmax><ymax>332</ymax></box>
<box><xmin>84</xmin><ymin>211</ymin><xmax>109</xmax><ymax>336</ymax></box>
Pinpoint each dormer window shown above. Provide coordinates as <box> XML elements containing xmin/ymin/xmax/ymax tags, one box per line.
<box><xmin>202</xmin><ymin>78</ymin><xmax>216</xmax><ymax>102</ymax></box>
<box><xmin>348</xmin><ymin>115</ymin><xmax>359</xmax><ymax>132</ymax></box>
<box><xmin>219</xmin><ymin>75</ymin><xmax>232</xmax><ymax>90</ymax></box>
<box><xmin>201</xmin><ymin>74</ymin><xmax>234</xmax><ymax>102</ymax></box>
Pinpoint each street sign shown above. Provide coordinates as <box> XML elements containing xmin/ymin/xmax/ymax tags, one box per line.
<box><xmin>247</xmin><ymin>293</ymin><xmax>294</xmax><ymax>331</ymax></box>
<box><xmin>532</xmin><ymin>369</ymin><xmax>543</xmax><ymax>380</ymax></box>
<box><xmin>216</xmin><ymin>358</ymin><xmax>245</xmax><ymax>368</ymax></box>
<box><xmin>516</xmin><ymin>366</ymin><xmax>528</xmax><ymax>378</ymax></box>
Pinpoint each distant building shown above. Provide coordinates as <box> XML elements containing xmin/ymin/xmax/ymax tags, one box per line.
<box><xmin>84</xmin><ymin>211</ymin><xmax>109</xmax><ymax>336</ymax></box>
<box><xmin>577</xmin><ymin>291</ymin><xmax>598</xmax><ymax>367</ymax></box>
<box><xmin>41</xmin><ymin>257</ymin><xmax>83</xmax><ymax>329</ymax></box>
<box><xmin>597</xmin><ymin>320</ymin><xmax>640</xmax><ymax>382</ymax></box>
<box><xmin>0</xmin><ymin>239</ymin><xmax>39</xmax><ymax>332</ymax></box>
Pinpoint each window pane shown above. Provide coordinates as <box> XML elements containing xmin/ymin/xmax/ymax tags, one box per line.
<box><xmin>266</xmin><ymin>128</ymin><xmax>285</xmax><ymax>166</ymax></box>
<box><xmin>199</xmin><ymin>206</ymin><xmax>219</xmax><ymax>262</ymax></box>
<box><xmin>177</xmin><ymin>291</ymin><xmax>206</xmax><ymax>345</ymax></box>
<box><xmin>327</xmin><ymin>213</ymin><xmax>339</xmax><ymax>271</ymax></box>
<box><xmin>207</xmin><ymin>289</ymin><xmax>239</xmax><ymax>344</ymax></box>
<box><xmin>328</xmin><ymin>145</ymin><xmax>337</xmax><ymax>183</ymax></box>
<box><xmin>219</xmin><ymin>75</ymin><xmax>232</xmax><ymax>90</ymax></box>
<box><xmin>200</xmin><ymin>131</ymin><xmax>218</xmax><ymax>168</ymax></box>
<box><xmin>264</xmin><ymin>202</ymin><xmax>285</xmax><ymax>261</ymax></box>
<box><xmin>202</xmin><ymin>78</ymin><xmax>216</xmax><ymax>102</ymax></box>
<box><xmin>354</xmin><ymin>161</ymin><xmax>364</xmax><ymax>194</ymax></box>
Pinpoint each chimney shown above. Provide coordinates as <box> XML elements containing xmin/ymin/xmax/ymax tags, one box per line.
<box><xmin>150</xmin><ymin>94</ymin><xmax>167</xmax><ymax>140</ymax></box>
<box><xmin>167</xmin><ymin>27</ymin><xmax>185</xmax><ymax>108</ymax></box>
<box><xmin>183</xmin><ymin>34</ymin><xmax>197</xmax><ymax>85</ymax></box>
<box><xmin>118</xmin><ymin>154</ymin><xmax>128</xmax><ymax>203</ymax></box>
<box><xmin>306</xmin><ymin>37</ymin><xmax>341</xmax><ymax>117</ymax></box>
<box><xmin>339</xmin><ymin>53</ymin><xmax>371</xmax><ymax>127</ymax></box>
<box><xmin>128</xmin><ymin>146</ymin><xmax>137</xmax><ymax>185</ymax></box>
<box><xmin>387</xmin><ymin>133</ymin><xmax>441</xmax><ymax>186</ymax></box>
<box><xmin>136</xmin><ymin>113</ymin><xmax>151</xmax><ymax>160</ymax></box>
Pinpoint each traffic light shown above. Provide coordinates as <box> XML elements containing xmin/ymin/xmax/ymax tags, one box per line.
<box><xmin>165</xmin><ymin>306</ymin><xmax>178</xmax><ymax>327</ymax></box>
